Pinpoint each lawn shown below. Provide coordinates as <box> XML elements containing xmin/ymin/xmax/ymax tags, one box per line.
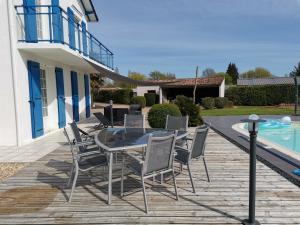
<box><xmin>201</xmin><ymin>106</ymin><xmax>294</xmax><ymax>116</ymax></box>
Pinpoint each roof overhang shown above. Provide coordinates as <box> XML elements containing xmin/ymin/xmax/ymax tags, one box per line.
<box><xmin>79</xmin><ymin>0</ymin><xmax>99</xmax><ymax>22</ymax></box>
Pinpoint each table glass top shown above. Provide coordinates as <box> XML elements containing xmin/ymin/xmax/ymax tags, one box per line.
<box><xmin>95</xmin><ymin>128</ymin><xmax>187</xmax><ymax>150</ymax></box>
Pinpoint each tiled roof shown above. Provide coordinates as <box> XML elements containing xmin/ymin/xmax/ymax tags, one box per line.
<box><xmin>237</xmin><ymin>77</ymin><xmax>300</xmax><ymax>86</ymax></box>
<box><xmin>145</xmin><ymin>76</ymin><xmax>224</xmax><ymax>88</ymax></box>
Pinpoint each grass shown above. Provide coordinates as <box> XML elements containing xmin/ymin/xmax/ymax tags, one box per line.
<box><xmin>201</xmin><ymin>106</ymin><xmax>294</xmax><ymax>116</ymax></box>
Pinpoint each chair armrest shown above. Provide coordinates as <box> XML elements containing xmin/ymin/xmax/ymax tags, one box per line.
<box><xmin>175</xmin><ymin>145</ymin><xmax>189</xmax><ymax>152</ymax></box>
<box><xmin>124</xmin><ymin>152</ymin><xmax>144</xmax><ymax>164</ymax></box>
<box><xmin>74</xmin><ymin>141</ymin><xmax>95</xmax><ymax>147</ymax></box>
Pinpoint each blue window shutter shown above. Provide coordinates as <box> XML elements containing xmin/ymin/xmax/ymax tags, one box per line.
<box><xmin>84</xmin><ymin>75</ymin><xmax>91</xmax><ymax>118</ymax></box>
<box><xmin>71</xmin><ymin>71</ymin><xmax>79</xmax><ymax>122</ymax></box>
<box><xmin>55</xmin><ymin>67</ymin><xmax>66</xmax><ymax>128</ymax></box>
<box><xmin>23</xmin><ymin>0</ymin><xmax>37</xmax><ymax>42</ymax></box>
<box><xmin>27</xmin><ymin>60</ymin><xmax>44</xmax><ymax>138</ymax></box>
<box><xmin>67</xmin><ymin>7</ymin><xmax>76</xmax><ymax>50</ymax></box>
<box><xmin>81</xmin><ymin>21</ymin><xmax>88</xmax><ymax>56</ymax></box>
<box><xmin>51</xmin><ymin>0</ymin><xmax>64</xmax><ymax>43</ymax></box>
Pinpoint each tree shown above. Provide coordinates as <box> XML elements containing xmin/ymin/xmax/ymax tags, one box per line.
<box><xmin>216</xmin><ymin>72</ymin><xmax>233</xmax><ymax>85</ymax></box>
<box><xmin>193</xmin><ymin>66</ymin><xmax>199</xmax><ymax>104</ymax></box>
<box><xmin>90</xmin><ymin>74</ymin><xmax>105</xmax><ymax>106</ymax></box>
<box><xmin>240</xmin><ymin>67</ymin><xmax>272</xmax><ymax>79</ymax></box>
<box><xmin>202</xmin><ymin>68</ymin><xmax>216</xmax><ymax>77</ymax></box>
<box><xmin>149</xmin><ymin>71</ymin><xmax>176</xmax><ymax>80</ymax></box>
<box><xmin>128</xmin><ymin>71</ymin><xmax>147</xmax><ymax>81</ymax></box>
<box><xmin>226</xmin><ymin>63</ymin><xmax>239</xmax><ymax>84</ymax></box>
<box><xmin>290</xmin><ymin>62</ymin><xmax>300</xmax><ymax>77</ymax></box>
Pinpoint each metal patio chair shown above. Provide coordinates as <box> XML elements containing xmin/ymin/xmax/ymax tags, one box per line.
<box><xmin>63</xmin><ymin>127</ymin><xmax>108</xmax><ymax>202</ymax></box>
<box><xmin>124</xmin><ymin>114</ymin><xmax>145</xmax><ymax>129</ymax></box>
<box><xmin>93</xmin><ymin>112</ymin><xmax>110</xmax><ymax>130</ymax></box>
<box><xmin>165</xmin><ymin>115</ymin><xmax>189</xmax><ymax>131</ymax></box>
<box><xmin>175</xmin><ymin>125</ymin><xmax>210</xmax><ymax>193</ymax></box>
<box><xmin>120</xmin><ymin>131</ymin><xmax>179</xmax><ymax>213</ymax></box>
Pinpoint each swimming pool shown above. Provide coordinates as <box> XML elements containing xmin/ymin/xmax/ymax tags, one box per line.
<box><xmin>233</xmin><ymin>118</ymin><xmax>300</xmax><ymax>161</ymax></box>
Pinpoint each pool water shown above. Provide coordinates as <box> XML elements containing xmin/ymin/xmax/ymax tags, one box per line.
<box><xmin>244</xmin><ymin>120</ymin><xmax>300</xmax><ymax>155</ymax></box>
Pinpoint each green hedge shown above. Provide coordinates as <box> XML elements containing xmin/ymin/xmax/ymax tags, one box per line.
<box><xmin>148</xmin><ymin>104</ymin><xmax>182</xmax><ymax>128</ymax></box>
<box><xmin>94</xmin><ymin>89</ymin><xmax>133</xmax><ymax>104</ymax></box>
<box><xmin>226</xmin><ymin>85</ymin><xmax>297</xmax><ymax>106</ymax></box>
<box><xmin>144</xmin><ymin>93</ymin><xmax>158</xmax><ymax>106</ymax></box>
<box><xmin>130</xmin><ymin>96</ymin><xmax>146</xmax><ymax>108</ymax></box>
<box><xmin>215</xmin><ymin>97</ymin><xmax>228</xmax><ymax>109</ymax></box>
<box><xmin>202</xmin><ymin>97</ymin><xmax>215</xmax><ymax>109</ymax></box>
<box><xmin>174</xmin><ymin>95</ymin><xmax>203</xmax><ymax>126</ymax></box>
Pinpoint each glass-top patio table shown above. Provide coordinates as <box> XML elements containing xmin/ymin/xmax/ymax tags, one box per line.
<box><xmin>94</xmin><ymin>128</ymin><xmax>188</xmax><ymax>204</ymax></box>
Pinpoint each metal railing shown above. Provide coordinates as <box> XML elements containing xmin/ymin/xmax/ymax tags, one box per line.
<box><xmin>15</xmin><ymin>5</ymin><xmax>114</xmax><ymax>70</ymax></box>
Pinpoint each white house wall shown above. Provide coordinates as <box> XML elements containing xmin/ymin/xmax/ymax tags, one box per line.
<box><xmin>0</xmin><ymin>0</ymin><xmax>18</xmax><ymax>146</ymax></box>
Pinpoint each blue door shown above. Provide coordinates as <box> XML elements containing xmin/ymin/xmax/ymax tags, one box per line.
<box><xmin>67</xmin><ymin>7</ymin><xmax>75</xmax><ymax>50</ymax></box>
<box><xmin>23</xmin><ymin>0</ymin><xmax>37</xmax><ymax>42</ymax></box>
<box><xmin>71</xmin><ymin>71</ymin><xmax>79</xmax><ymax>122</ymax></box>
<box><xmin>81</xmin><ymin>21</ymin><xmax>88</xmax><ymax>56</ymax></box>
<box><xmin>55</xmin><ymin>67</ymin><xmax>66</xmax><ymax>128</ymax></box>
<box><xmin>84</xmin><ymin>75</ymin><xmax>91</xmax><ymax>118</ymax></box>
<box><xmin>52</xmin><ymin>0</ymin><xmax>63</xmax><ymax>43</ymax></box>
<box><xmin>28</xmin><ymin>60</ymin><xmax>44</xmax><ymax>138</ymax></box>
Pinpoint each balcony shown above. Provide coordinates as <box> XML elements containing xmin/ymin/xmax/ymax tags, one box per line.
<box><xmin>15</xmin><ymin>5</ymin><xmax>114</xmax><ymax>70</ymax></box>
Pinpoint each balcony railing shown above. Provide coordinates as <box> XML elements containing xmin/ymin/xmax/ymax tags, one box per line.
<box><xmin>15</xmin><ymin>5</ymin><xmax>114</xmax><ymax>70</ymax></box>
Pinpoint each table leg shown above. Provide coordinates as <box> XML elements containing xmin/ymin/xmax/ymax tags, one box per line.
<box><xmin>108</xmin><ymin>152</ymin><xmax>113</xmax><ymax>205</ymax></box>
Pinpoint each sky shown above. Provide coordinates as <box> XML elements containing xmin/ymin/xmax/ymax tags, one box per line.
<box><xmin>89</xmin><ymin>0</ymin><xmax>300</xmax><ymax>78</ymax></box>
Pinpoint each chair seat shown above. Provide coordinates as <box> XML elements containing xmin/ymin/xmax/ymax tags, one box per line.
<box><xmin>82</xmin><ymin>145</ymin><xmax>100</xmax><ymax>153</ymax></box>
<box><xmin>78</xmin><ymin>154</ymin><xmax>107</xmax><ymax>170</ymax></box>
<box><xmin>174</xmin><ymin>147</ymin><xmax>190</xmax><ymax>164</ymax></box>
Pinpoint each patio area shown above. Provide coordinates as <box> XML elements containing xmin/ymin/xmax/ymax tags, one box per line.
<box><xmin>0</xmin><ymin>120</ymin><xmax>300</xmax><ymax>224</ymax></box>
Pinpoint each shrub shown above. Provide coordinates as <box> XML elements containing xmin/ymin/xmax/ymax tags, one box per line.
<box><xmin>202</xmin><ymin>97</ymin><xmax>215</xmax><ymax>109</ymax></box>
<box><xmin>148</xmin><ymin>104</ymin><xmax>181</xmax><ymax>128</ymax></box>
<box><xmin>174</xmin><ymin>95</ymin><xmax>203</xmax><ymax>126</ymax></box>
<box><xmin>93</xmin><ymin>89</ymin><xmax>133</xmax><ymax>104</ymax></box>
<box><xmin>144</xmin><ymin>93</ymin><xmax>158</xmax><ymax>106</ymax></box>
<box><xmin>226</xmin><ymin>85</ymin><xmax>297</xmax><ymax>106</ymax></box>
<box><xmin>214</xmin><ymin>97</ymin><xmax>228</xmax><ymax>109</ymax></box>
<box><xmin>130</xmin><ymin>96</ymin><xmax>146</xmax><ymax>108</ymax></box>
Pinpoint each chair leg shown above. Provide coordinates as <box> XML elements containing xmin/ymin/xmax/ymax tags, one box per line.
<box><xmin>203</xmin><ymin>157</ymin><xmax>210</xmax><ymax>182</ymax></box>
<box><xmin>180</xmin><ymin>163</ymin><xmax>183</xmax><ymax>172</ymax></box>
<box><xmin>67</xmin><ymin>165</ymin><xmax>74</xmax><ymax>188</ymax></box>
<box><xmin>172</xmin><ymin>170</ymin><xmax>179</xmax><ymax>200</ymax></box>
<box><xmin>141</xmin><ymin>175</ymin><xmax>149</xmax><ymax>213</ymax></box>
<box><xmin>120</xmin><ymin>155</ymin><xmax>125</xmax><ymax>197</ymax></box>
<box><xmin>187</xmin><ymin>163</ymin><xmax>196</xmax><ymax>193</ymax></box>
<box><xmin>69</xmin><ymin>167</ymin><xmax>79</xmax><ymax>202</ymax></box>
<box><xmin>160</xmin><ymin>174</ymin><xmax>163</xmax><ymax>184</ymax></box>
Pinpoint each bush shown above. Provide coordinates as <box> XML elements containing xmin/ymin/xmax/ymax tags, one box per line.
<box><xmin>202</xmin><ymin>97</ymin><xmax>215</xmax><ymax>109</ymax></box>
<box><xmin>226</xmin><ymin>85</ymin><xmax>297</xmax><ymax>106</ymax></box>
<box><xmin>130</xmin><ymin>96</ymin><xmax>146</xmax><ymax>108</ymax></box>
<box><xmin>93</xmin><ymin>89</ymin><xmax>133</xmax><ymax>104</ymax></box>
<box><xmin>214</xmin><ymin>97</ymin><xmax>228</xmax><ymax>109</ymax></box>
<box><xmin>144</xmin><ymin>93</ymin><xmax>158</xmax><ymax>106</ymax></box>
<box><xmin>148</xmin><ymin>104</ymin><xmax>181</xmax><ymax>128</ymax></box>
<box><xmin>174</xmin><ymin>95</ymin><xmax>203</xmax><ymax>126</ymax></box>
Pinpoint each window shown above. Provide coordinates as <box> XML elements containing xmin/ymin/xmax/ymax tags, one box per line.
<box><xmin>40</xmin><ymin>69</ymin><xmax>48</xmax><ymax>117</ymax></box>
<box><xmin>36</xmin><ymin>0</ymin><xmax>43</xmax><ymax>39</ymax></box>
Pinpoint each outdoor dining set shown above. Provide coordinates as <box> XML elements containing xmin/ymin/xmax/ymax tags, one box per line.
<box><xmin>63</xmin><ymin>111</ymin><xmax>210</xmax><ymax>213</ymax></box>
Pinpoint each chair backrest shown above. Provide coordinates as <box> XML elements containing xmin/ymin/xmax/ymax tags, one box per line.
<box><xmin>129</xmin><ymin>104</ymin><xmax>142</xmax><ymax>115</ymax></box>
<box><xmin>69</xmin><ymin>122</ymin><xmax>86</xmax><ymax>152</ymax></box>
<box><xmin>190</xmin><ymin>126</ymin><xmax>209</xmax><ymax>159</ymax></box>
<box><xmin>142</xmin><ymin>131</ymin><xmax>178</xmax><ymax>175</ymax></box>
<box><xmin>63</xmin><ymin>127</ymin><xmax>77</xmax><ymax>161</ymax></box>
<box><xmin>165</xmin><ymin>115</ymin><xmax>189</xmax><ymax>131</ymax></box>
<box><xmin>124</xmin><ymin>114</ymin><xmax>145</xmax><ymax>128</ymax></box>
<box><xmin>93</xmin><ymin>112</ymin><xmax>110</xmax><ymax>126</ymax></box>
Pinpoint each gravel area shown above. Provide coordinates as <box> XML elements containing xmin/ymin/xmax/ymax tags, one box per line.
<box><xmin>0</xmin><ymin>163</ymin><xmax>26</xmax><ymax>181</ymax></box>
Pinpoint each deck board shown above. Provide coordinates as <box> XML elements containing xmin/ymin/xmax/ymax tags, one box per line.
<box><xmin>0</xmin><ymin>130</ymin><xmax>299</xmax><ymax>224</ymax></box>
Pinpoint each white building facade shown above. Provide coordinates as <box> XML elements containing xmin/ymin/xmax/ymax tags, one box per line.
<box><xmin>0</xmin><ymin>0</ymin><xmax>114</xmax><ymax>146</ymax></box>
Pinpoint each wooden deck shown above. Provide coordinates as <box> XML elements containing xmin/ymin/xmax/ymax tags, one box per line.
<box><xmin>0</xmin><ymin>130</ymin><xmax>300</xmax><ymax>224</ymax></box>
